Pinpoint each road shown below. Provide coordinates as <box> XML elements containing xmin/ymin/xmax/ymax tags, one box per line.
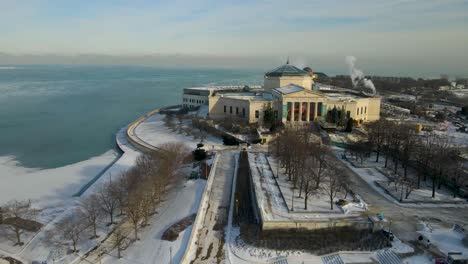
<box><xmin>190</xmin><ymin>150</ymin><xmax>237</xmax><ymax>264</ymax></box>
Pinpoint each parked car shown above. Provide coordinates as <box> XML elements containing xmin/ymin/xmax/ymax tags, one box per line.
<box><xmin>418</xmin><ymin>234</ymin><xmax>431</xmax><ymax>248</ymax></box>
<box><xmin>382</xmin><ymin>229</ymin><xmax>394</xmax><ymax>241</ymax></box>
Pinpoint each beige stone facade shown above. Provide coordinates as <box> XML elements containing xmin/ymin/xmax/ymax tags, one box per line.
<box><xmin>184</xmin><ymin>63</ymin><xmax>381</xmax><ymax>125</ymax></box>
<box><xmin>208</xmin><ymin>92</ymin><xmax>272</xmax><ymax>125</ymax></box>
<box><xmin>264</xmin><ymin>75</ymin><xmax>313</xmax><ymax>91</ymax></box>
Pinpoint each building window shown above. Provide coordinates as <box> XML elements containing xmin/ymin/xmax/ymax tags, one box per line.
<box><xmin>236</xmin><ymin>107</ymin><xmax>239</xmax><ymax>114</ymax></box>
<box><xmin>242</xmin><ymin>108</ymin><xmax>246</xmax><ymax>117</ymax></box>
<box><xmin>230</xmin><ymin>106</ymin><xmax>232</xmax><ymax>114</ymax></box>
<box><xmin>347</xmin><ymin>111</ymin><xmax>351</xmax><ymax>118</ymax></box>
<box><xmin>365</xmin><ymin>106</ymin><xmax>367</xmax><ymax>114</ymax></box>
<box><xmin>255</xmin><ymin>110</ymin><xmax>259</xmax><ymax>118</ymax></box>
<box><xmin>357</xmin><ymin>108</ymin><xmax>359</xmax><ymax>115</ymax></box>
<box><xmin>317</xmin><ymin>102</ymin><xmax>323</xmax><ymax>116</ymax></box>
<box><xmin>224</xmin><ymin>105</ymin><xmax>226</xmax><ymax>113</ymax></box>
<box><xmin>361</xmin><ymin>107</ymin><xmax>363</xmax><ymax>115</ymax></box>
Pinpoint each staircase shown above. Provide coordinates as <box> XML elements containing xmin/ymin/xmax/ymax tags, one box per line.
<box><xmin>322</xmin><ymin>254</ymin><xmax>344</xmax><ymax>264</ymax></box>
<box><xmin>376</xmin><ymin>250</ymin><xmax>403</xmax><ymax>264</ymax></box>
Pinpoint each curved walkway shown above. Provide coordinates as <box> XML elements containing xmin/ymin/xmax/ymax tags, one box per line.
<box><xmin>126</xmin><ymin>108</ymin><xmax>162</xmax><ymax>152</ymax></box>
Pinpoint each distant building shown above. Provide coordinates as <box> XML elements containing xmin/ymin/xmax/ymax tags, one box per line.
<box><xmin>368</xmin><ymin>76</ymin><xmax>414</xmax><ymax>84</ymax></box>
<box><xmin>387</xmin><ymin>94</ymin><xmax>417</xmax><ymax>103</ymax></box>
<box><xmin>182</xmin><ymin>86</ymin><xmax>261</xmax><ymax>109</ymax></box>
<box><xmin>184</xmin><ymin>62</ymin><xmax>381</xmax><ymax>125</ymax></box>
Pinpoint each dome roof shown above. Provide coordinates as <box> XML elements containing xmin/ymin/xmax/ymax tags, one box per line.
<box><xmin>265</xmin><ymin>63</ymin><xmax>310</xmax><ymax>77</ymax></box>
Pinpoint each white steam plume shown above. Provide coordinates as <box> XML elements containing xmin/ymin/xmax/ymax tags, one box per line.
<box><xmin>345</xmin><ymin>56</ymin><xmax>376</xmax><ymax>96</ymax></box>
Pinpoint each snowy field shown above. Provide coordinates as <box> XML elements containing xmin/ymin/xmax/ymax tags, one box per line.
<box><xmin>268</xmin><ymin>156</ymin><xmax>353</xmax><ymax>214</ymax></box>
<box><xmin>0</xmin><ymin>127</ymin><xmax>141</xmax><ymax>262</ymax></box>
<box><xmin>418</xmin><ymin>222</ymin><xmax>468</xmax><ymax>259</ymax></box>
<box><xmin>135</xmin><ymin>113</ymin><xmax>223</xmax><ymax>150</ymax></box>
<box><xmin>101</xmin><ymin>179</ymin><xmax>206</xmax><ymax>264</ymax></box>
<box><xmin>248</xmin><ymin>152</ymin><xmax>366</xmax><ymax>222</ymax></box>
<box><xmin>333</xmin><ymin>147</ymin><xmax>468</xmax><ymax>208</ymax></box>
<box><xmin>402</xmin><ymin>254</ymin><xmax>433</xmax><ymax>264</ymax></box>
<box><xmin>375</xmin><ymin>178</ymin><xmax>465</xmax><ymax>203</ymax></box>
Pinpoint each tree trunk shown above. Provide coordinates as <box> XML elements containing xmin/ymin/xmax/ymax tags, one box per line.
<box><xmin>93</xmin><ymin>223</ymin><xmax>97</xmax><ymax>238</ymax></box>
<box><xmin>15</xmin><ymin>228</ymin><xmax>21</xmax><ymax>245</ymax></box>
<box><xmin>304</xmin><ymin>195</ymin><xmax>308</xmax><ymax>210</ymax></box>
<box><xmin>376</xmin><ymin>148</ymin><xmax>380</xmax><ymax>162</ymax></box>
<box><xmin>400</xmin><ymin>184</ymin><xmax>404</xmax><ymax>202</ymax></box>
<box><xmin>432</xmin><ymin>176</ymin><xmax>436</xmax><ymax>198</ymax></box>
<box><xmin>73</xmin><ymin>241</ymin><xmax>77</xmax><ymax>253</ymax></box>
<box><xmin>330</xmin><ymin>194</ymin><xmax>334</xmax><ymax>210</ymax></box>
<box><xmin>385</xmin><ymin>155</ymin><xmax>389</xmax><ymax>168</ymax></box>
<box><xmin>298</xmin><ymin>177</ymin><xmax>304</xmax><ymax>198</ymax></box>
<box><xmin>134</xmin><ymin>224</ymin><xmax>138</xmax><ymax>240</ymax></box>
<box><xmin>109</xmin><ymin>212</ymin><xmax>114</xmax><ymax>224</ymax></box>
<box><xmin>403</xmin><ymin>165</ymin><xmax>408</xmax><ymax>181</ymax></box>
<box><xmin>437</xmin><ymin>169</ymin><xmax>443</xmax><ymax>189</ymax></box>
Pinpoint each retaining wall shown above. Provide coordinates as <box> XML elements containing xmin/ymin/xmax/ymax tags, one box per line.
<box><xmin>180</xmin><ymin>154</ymin><xmax>220</xmax><ymax>264</ymax></box>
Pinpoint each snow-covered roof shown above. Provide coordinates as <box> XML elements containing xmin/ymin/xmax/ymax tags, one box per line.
<box><xmin>219</xmin><ymin>92</ymin><xmax>273</xmax><ymax>101</ymax></box>
<box><xmin>273</xmin><ymin>84</ymin><xmax>305</xmax><ymax>94</ymax></box>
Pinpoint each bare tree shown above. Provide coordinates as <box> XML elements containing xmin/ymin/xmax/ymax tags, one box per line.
<box><xmin>98</xmin><ymin>181</ymin><xmax>119</xmax><ymax>225</ymax></box>
<box><xmin>303</xmin><ymin>158</ymin><xmax>318</xmax><ymax>210</ymax></box>
<box><xmin>398</xmin><ymin>124</ymin><xmax>417</xmax><ymax>180</ymax></box>
<box><xmin>323</xmin><ymin>162</ymin><xmax>346</xmax><ymax>210</ymax></box>
<box><xmin>448</xmin><ymin>150</ymin><xmax>467</xmax><ymax>198</ymax></box>
<box><xmin>311</xmin><ymin>143</ymin><xmax>330</xmax><ymax>189</ymax></box>
<box><xmin>79</xmin><ymin>194</ymin><xmax>102</xmax><ymax>239</ymax></box>
<box><xmin>51</xmin><ymin>210</ymin><xmax>88</xmax><ymax>253</ymax></box>
<box><xmin>2</xmin><ymin>200</ymin><xmax>33</xmax><ymax>245</ymax></box>
<box><xmin>124</xmin><ymin>191</ymin><xmax>144</xmax><ymax>240</ymax></box>
<box><xmin>366</xmin><ymin>119</ymin><xmax>388</xmax><ymax>162</ymax></box>
<box><xmin>109</xmin><ymin>226</ymin><xmax>130</xmax><ymax>259</ymax></box>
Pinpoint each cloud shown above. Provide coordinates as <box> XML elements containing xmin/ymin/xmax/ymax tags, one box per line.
<box><xmin>0</xmin><ymin>0</ymin><xmax>467</xmax><ymax>76</ymax></box>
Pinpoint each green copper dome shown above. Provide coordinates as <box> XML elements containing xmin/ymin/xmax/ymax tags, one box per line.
<box><xmin>265</xmin><ymin>62</ymin><xmax>310</xmax><ymax>77</ymax></box>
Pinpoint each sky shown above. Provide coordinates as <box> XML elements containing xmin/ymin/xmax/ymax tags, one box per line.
<box><xmin>1</xmin><ymin>0</ymin><xmax>468</xmax><ymax>76</ymax></box>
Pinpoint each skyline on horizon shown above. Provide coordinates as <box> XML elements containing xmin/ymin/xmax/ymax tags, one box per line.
<box><xmin>1</xmin><ymin>0</ymin><xmax>468</xmax><ymax>77</ymax></box>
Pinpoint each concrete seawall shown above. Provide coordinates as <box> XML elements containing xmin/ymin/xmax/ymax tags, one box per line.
<box><xmin>126</xmin><ymin>108</ymin><xmax>162</xmax><ymax>153</ymax></box>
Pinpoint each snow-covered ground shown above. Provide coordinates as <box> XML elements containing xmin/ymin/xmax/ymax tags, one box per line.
<box><xmin>402</xmin><ymin>254</ymin><xmax>433</xmax><ymax>264</ymax></box>
<box><xmin>0</xmin><ymin>150</ymin><xmax>118</xmax><ymax>204</ymax></box>
<box><xmin>135</xmin><ymin>113</ymin><xmax>223</xmax><ymax>150</ymax></box>
<box><xmin>418</xmin><ymin>223</ymin><xmax>468</xmax><ymax>259</ymax></box>
<box><xmin>249</xmin><ymin>152</ymin><xmax>366</xmax><ymax>221</ymax></box>
<box><xmin>0</xmin><ymin>110</ymin><xmax>219</xmax><ymax>263</ymax></box>
<box><xmin>101</xmin><ymin>179</ymin><xmax>206</xmax><ymax>264</ymax></box>
<box><xmin>0</xmin><ymin>126</ymin><xmax>141</xmax><ymax>263</ymax></box>
<box><xmin>267</xmin><ymin>156</ymin><xmax>366</xmax><ymax>214</ymax></box>
<box><xmin>332</xmin><ymin>147</ymin><xmax>468</xmax><ymax>208</ymax></box>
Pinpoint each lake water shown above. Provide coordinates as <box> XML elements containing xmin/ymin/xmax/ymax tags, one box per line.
<box><xmin>0</xmin><ymin>65</ymin><xmax>262</xmax><ymax>169</ymax></box>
